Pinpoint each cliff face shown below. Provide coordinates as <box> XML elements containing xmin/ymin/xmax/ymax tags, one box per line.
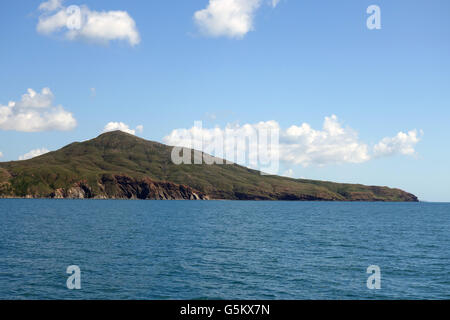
<box><xmin>0</xmin><ymin>131</ymin><xmax>419</xmax><ymax>202</ymax></box>
<box><xmin>34</xmin><ymin>175</ymin><xmax>208</xmax><ymax>200</ymax></box>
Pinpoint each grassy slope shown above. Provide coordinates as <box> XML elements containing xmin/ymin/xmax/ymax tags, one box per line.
<box><xmin>0</xmin><ymin>131</ymin><xmax>418</xmax><ymax>201</ymax></box>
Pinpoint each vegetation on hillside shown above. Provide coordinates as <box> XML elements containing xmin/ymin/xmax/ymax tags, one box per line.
<box><xmin>0</xmin><ymin>131</ymin><xmax>418</xmax><ymax>201</ymax></box>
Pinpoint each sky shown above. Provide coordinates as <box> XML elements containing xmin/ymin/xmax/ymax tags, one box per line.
<box><xmin>0</xmin><ymin>0</ymin><xmax>449</xmax><ymax>201</ymax></box>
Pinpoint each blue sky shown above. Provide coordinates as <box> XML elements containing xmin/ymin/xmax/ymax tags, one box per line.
<box><xmin>1</xmin><ymin>0</ymin><xmax>449</xmax><ymax>201</ymax></box>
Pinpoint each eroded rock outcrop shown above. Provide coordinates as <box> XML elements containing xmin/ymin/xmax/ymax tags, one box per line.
<box><xmin>49</xmin><ymin>175</ymin><xmax>209</xmax><ymax>200</ymax></box>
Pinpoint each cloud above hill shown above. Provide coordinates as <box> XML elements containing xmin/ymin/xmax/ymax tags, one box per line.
<box><xmin>0</xmin><ymin>88</ymin><xmax>76</xmax><ymax>132</ymax></box>
<box><xmin>103</xmin><ymin>122</ymin><xmax>144</xmax><ymax>135</ymax></box>
<box><xmin>163</xmin><ymin>115</ymin><xmax>422</xmax><ymax>167</ymax></box>
<box><xmin>19</xmin><ymin>148</ymin><xmax>50</xmax><ymax>161</ymax></box>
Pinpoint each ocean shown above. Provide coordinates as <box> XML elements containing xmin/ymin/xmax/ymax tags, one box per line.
<box><xmin>0</xmin><ymin>200</ymin><xmax>449</xmax><ymax>299</ymax></box>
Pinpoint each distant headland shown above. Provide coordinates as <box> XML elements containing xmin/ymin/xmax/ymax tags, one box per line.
<box><xmin>0</xmin><ymin>131</ymin><xmax>418</xmax><ymax>202</ymax></box>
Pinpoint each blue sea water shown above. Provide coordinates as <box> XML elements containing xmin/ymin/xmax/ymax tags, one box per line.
<box><xmin>0</xmin><ymin>200</ymin><xmax>449</xmax><ymax>300</ymax></box>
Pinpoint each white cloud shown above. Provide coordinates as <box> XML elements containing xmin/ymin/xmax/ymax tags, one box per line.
<box><xmin>373</xmin><ymin>130</ymin><xmax>422</xmax><ymax>157</ymax></box>
<box><xmin>39</xmin><ymin>0</ymin><xmax>63</xmax><ymax>11</ymax></box>
<box><xmin>37</xmin><ymin>1</ymin><xmax>140</xmax><ymax>46</ymax></box>
<box><xmin>103</xmin><ymin>122</ymin><xmax>135</xmax><ymax>135</ymax></box>
<box><xmin>19</xmin><ymin>148</ymin><xmax>50</xmax><ymax>161</ymax></box>
<box><xmin>194</xmin><ymin>0</ymin><xmax>281</xmax><ymax>38</ymax></box>
<box><xmin>0</xmin><ymin>88</ymin><xmax>77</xmax><ymax>132</ymax></box>
<box><xmin>164</xmin><ymin>120</ymin><xmax>278</xmax><ymax>168</ymax></box>
<box><xmin>103</xmin><ymin>122</ymin><xmax>143</xmax><ymax>135</ymax></box>
<box><xmin>0</xmin><ymin>151</ymin><xmax>3</xmax><ymax>158</ymax></box>
<box><xmin>163</xmin><ymin>115</ymin><xmax>422</xmax><ymax>168</ymax></box>
<box><xmin>15</xmin><ymin>87</ymin><xmax>54</xmax><ymax>108</ymax></box>
<box><xmin>194</xmin><ymin>0</ymin><xmax>263</xmax><ymax>38</ymax></box>
<box><xmin>280</xmin><ymin>115</ymin><xmax>371</xmax><ymax>166</ymax></box>
<box><xmin>135</xmin><ymin>125</ymin><xmax>144</xmax><ymax>133</ymax></box>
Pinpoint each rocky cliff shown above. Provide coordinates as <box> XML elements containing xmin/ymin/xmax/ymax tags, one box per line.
<box><xmin>3</xmin><ymin>174</ymin><xmax>208</xmax><ymax>200</ymax></box>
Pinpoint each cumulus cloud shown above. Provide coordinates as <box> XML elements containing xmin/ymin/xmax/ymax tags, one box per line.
<box><xmin>194</xmin><ymin>0</ymin><xmax>280</xmax><ymax>38</ymax></box>
<box><xmin>163</xmin><ymin>115</ymin><xmax>422</xmax><ymax>168</ymax></box>
<box><xmin>373</xmin><ymin>130</ymin><xmax>422</xmax><ymax>157</ymax></box>
<box><xmin>37</xmin><ymin>0</ymin><xmax>140</xmax><ymax>46</ymax></box>
<box><xmin>0</xmin><ymin>151</ymin><xmax>3</xmax><ymax>158</ymax></box>
<box><xmin>280</xmin><ymin>115</ymin><xmax>370</xmax><ymax>166</ymax></box>
<box><xmin>19</xmin><ymin>148</ymin><xmax>50</xmax><ymax>161</ymax></box>
<box><xmin>0</xmin><ymin>88</ymin><xmax>77</xmax><ymax>132</ymax></box>
<box><xmin>164</xmin><ymin>120</ymin><xmax>279</xmax><ymax>168</ymax></box>
<box><xmin>103</xmin><ymin>122</ymin><xmax>143</xmax><ymax>135</ymax></box>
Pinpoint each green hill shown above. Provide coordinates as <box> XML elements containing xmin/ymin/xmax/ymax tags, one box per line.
<box><xmin>0</xmin><ymin>131</ymin><xmax>418</xmax><ymax>201</ymax></box>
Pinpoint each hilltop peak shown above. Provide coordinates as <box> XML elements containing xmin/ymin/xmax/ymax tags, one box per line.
<box><xmin>86</xmin><ymin>130</ymin><xmax>163</xmax><ymax>149</ymax></box>
<box><xmin>95</xmin><ymin>130</ymin><xmax>143</xmax><ymax>141</ymax></box>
